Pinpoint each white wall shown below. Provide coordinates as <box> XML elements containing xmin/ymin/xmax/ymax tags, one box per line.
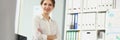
<box><xmin>18</xmin><ymin>0</ymin><xmax>40</xmax><ymax>40</ymax></box>
<box><xmin>18</xmin><ymin>0</ymin><xmax>64</xmax><ymax>40</ymax></box>
<box><xmin>52</xmin><ymin>0</ymin><xmax>65</xmax><ymax>40</ymax></box>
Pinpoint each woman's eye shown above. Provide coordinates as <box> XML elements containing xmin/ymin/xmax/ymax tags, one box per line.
<box><xmin>44</xmin><ymin>3</ymin><xmax>47</xmax><ymax>5</ymax></box>
<box><xmin>49</xmin><ymin>4</ymin><xmax>52</xmax><ymax>6</ymax></box>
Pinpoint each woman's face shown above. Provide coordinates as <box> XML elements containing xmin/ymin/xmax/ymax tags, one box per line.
<box><xmin>41</xmin><ymin>0</ymin><xmax>54</xmax><ymax>14</ymax></box>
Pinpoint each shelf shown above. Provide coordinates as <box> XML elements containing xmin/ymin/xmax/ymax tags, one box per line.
<box><xmin>65</xmin><ymin>29</ymin><xmax>98</xmax><ymax>31</ymax></box>
<box><xmin>66</xmin><ymin>29</ymin><xmax>80</xmax><ymax>32</ymax></box>
<box><xmin>67</xmin><ymin>13</ymin><xmax>79</xmax><ymax>15</ymax></box>
<box><xmin>96</xmin><ymin>28</ymin><xmax>105</xmax><ymax>30</ymax></box>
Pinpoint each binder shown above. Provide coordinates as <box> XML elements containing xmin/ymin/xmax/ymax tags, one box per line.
<box><xmin>76</xmin><ymin>31</ymin><xmax>80</xmax><ymax>40</ymax></box>
<box><xmin>66</xmin><ymin>0</ymin><xmax>73</xmax><ymax>13</ymax></box>
<box><xmin>97</xmin><ymin>0</ymin><xmax>101</xmax><ymax>10</ymax></box>
<box><xmin>74</xmin><ymin>13</ymin><xmax>78</xmax><ymax>29</ymax></box>
<box><xmin>83</xmin><ymin>0</ymin><xmax>87</xmax><ymax>11</ymax></box>
<box><xmin>87</xmin><ymin>0</ymin><xmax>98</xmax><ymax>11</ymax></box>
<box><xmin>65</xmin><ymin>15</ymin><xmax>72</xmax><ymax>29</ymax></box>
<box><xmin>96</xmin><ymin>13</ymin><xmax>105</xmax><ymax>29</ymax></box>
<box><xmin>68</xmin><ymin>32</ymin><xmax>70</xmax><ymax>40</ymax></box>
<box><xmin>116</xmin><ymin>0</ymin><xmax>120</xmax><ymax>9</ymax></box>
<box><xmin>81</xmin><ymin>13</ymin><xmax>87</xmax><ymax>30</ymax></box>
<box><xmin>98</xmin><ymin>0</ymin><xmax>106</xmax><ymax>11</ymax></box>
<box><xmin>88</xmin><ymin>13</ymin><xmax>96</xmax><ymax>29</ymax></box>
<box><xmin>105</xmin><ymin>0</ymin><xmax>113</xmax><ymax>9</ymax></box>
<box><xmin>70</xmin><ymin>14</ymin><xmax>74</xmax><ymax>29</ymax></box>
<box><xmin>70</xmin><ymin>32</ymin><xmax>72</xmax><ymax>40</ymax></box>
<box><xmin>73</xmin><ymin>32</ymin><xmax>75</xmax><ymax>40</ymax></box>
<box><xmin>66</xmin><ymin>30</ymin><xmax>80</xmax><ymax>40</ymax></box>
<box><xmin>78</xmin><ymin>14</ymin><xmax>82</xmax><ymax>30</ymax></box>
<box><xmin>82</xmin><ymin>13</ymin><xmax>95</xmax><ymax>30</ymax></box>
<box><xmin>73</xmin><ymin>0</ymin><xmax>82</xmax><ymax>13</ymax></box>
<box><xmin>66</xmin><ymin>32</ymin><xmax>69</xmax><ymax>40</ymax></box>
<box><xmin>99</xmin><ymin>0</ymin><xmax>113</xmax><ymax>10</ymax></box>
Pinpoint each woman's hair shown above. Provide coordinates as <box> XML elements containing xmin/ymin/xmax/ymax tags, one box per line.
<box><xmin>40</xmin><ymin>0</ymin><xmax>55</xmax><ymax>7</ymax></box>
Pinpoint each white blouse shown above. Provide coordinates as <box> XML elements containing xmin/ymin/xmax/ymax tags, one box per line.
<box><xmin>33</xmin><ymin>14</ymin><xmax>60</xmax><ymax>40</ymax></box>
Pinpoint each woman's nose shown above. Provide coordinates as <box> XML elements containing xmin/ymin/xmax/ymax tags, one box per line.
<box><xmin>45</xmin><ymin>5</ymin><xmax>50</xmax><ymax>9</ymax></box>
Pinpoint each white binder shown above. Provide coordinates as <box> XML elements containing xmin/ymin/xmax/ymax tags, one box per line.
<box><xmin>82</xmin><ymin>13</ymin><xmax>95</xmax><ymax>30</ymax></box>
<box><xmin>104</xmin><ymin>0</ymin><xmax>113</xmax><ymax>9</ymax></box>
<box><xmin>116</xmin><ymin>0</ymin><xmax>120</xmax><ymax>9</ymax></box>
<box><xmin>96</xmin><ymin>13</ymin><xmax>106</xmax><ymax>29</ymax></box>
<box><xmin>98</xmin><ymin>0</ymin><xmax>106</xmax><ymax>11</ymax></box>
<box><xmin>66</xmin><ymin>0</ymin><xmax>73</xmax><ymax>13</ymax></box>
<box><xmin>73</xmin><ymin>0</ymin><xmax>82</xmax><ymax>13</ymax></box>
<box><xmin>83</xmin><ymin>0</ymin><xmax>88</xmax><ymax>11</ymax></box>
<box><xmin>65</xmin><ymin>15</ymin><xmax>72</xmax><ymax>29</ymax></box>
<box><xmin>81</xmin><ymin>13</ymin><xmax>87</xmax><ymax>30</ymax></box>
<box><xmin>87</xmin><ymin>0</ymin><xmax>98</xmax><ymax>11</ymax></box>
<box><xmin>78</xmin><ymin>14</ymin><xmax>82</xmax><ymax>30</ymax></box>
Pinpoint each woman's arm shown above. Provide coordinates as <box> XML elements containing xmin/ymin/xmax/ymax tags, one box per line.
<box><xmin>37</xmin><ymin>27</ymin><xmax>56</xmax><ymax>40</ymax></box>
<box><xmin>54</xmin><ymin>21</ymin><xmax>60</xmax><ymax>40</ymax></box>
<box><xmin>33</xmin><ymin>16</ymin><xmax>47</xmax><ymax>40</ymax></box>
<box><xmin>34</xmin><ymin>16</ymin><xmax>56</xmax><ymax>40</ymax></box>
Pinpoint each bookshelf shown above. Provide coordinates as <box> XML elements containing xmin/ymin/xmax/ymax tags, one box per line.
<box><xmin>63</xmin><ymin>0</ymin><xmax>116</xmax><ymax>40</ymax></box>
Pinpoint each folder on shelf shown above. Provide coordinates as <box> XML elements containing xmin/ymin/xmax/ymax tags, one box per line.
<box><xmin>70</xmin><ymin>14</ymin><xmax>74</xmax><ymax>29</ymax></box>
<box><xmin>87</xmin><ymin>13</ymin><xmax>96</xmax><ymax>29</ymax></box>
<box><xmin>83</xmin><ymin>0</ymin><xmax>87</xmax><ymax>11</ymax></box>
<box><xmin>78</xmin><ymin>14</ymin><xmax>82</xmax><ymax>29</ymax></box>
<box><xmin>87</xmin><ymin>0</ymin><xmax>98</xmax><ymax>11</ymax></box>
<box><xmin>74</xmin><ymin>13</ymin><xmax>78</xmax><ymax>29</ymax></box>
<box><xmin>76</xmin><ymin>31</ymin><xmax>80</xmax><ymax>40</ymax></box>
<box><xmin>73</xmin><ymin>0</ymin><xmax>82</xmax><ymax>13</ymax></box>
<box><xmin>81</xmin><ymin>13</ymin><xmax>86</xmax><ymax>29</ymax></box>
<box><xmin>66</xmin><ymin>30</ymin><xmax>80</xmax><ymax>40</ymax></box>
<box><xmin>66</xmin><ymin>0</ymin><xmax>73</xmax><ymax>13</ymax></box>
<box><xmin>82</xmin><ymin>13</ymin><xmax>95</xmax><ymax>30</ymax></box>
<box><xmin>97</xmin><ymin>13</ymin><xmax>105</xmax><ymax>29</ymax></box>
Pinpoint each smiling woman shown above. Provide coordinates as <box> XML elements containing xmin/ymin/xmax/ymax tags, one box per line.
<box><xmin>33</xmin><ymin>0</ymin><xmax>60</xmax><ymax>40</ymax></box>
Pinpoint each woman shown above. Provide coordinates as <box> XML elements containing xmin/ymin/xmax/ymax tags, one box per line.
<box><xmin>33</xmin><ymin>0</ymin><xmax>60</xmax><ymax>40</ymax></box>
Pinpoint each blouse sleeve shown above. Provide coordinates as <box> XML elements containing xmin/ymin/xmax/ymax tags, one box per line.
<box><xmin>33</xmin><ymin>15</ymin><xmax>47</xmax><ymax>40</ymax></box>
<box><xmin>54</xmin><ymin>21</ymin><xmax>61</xmax><ymax>40</ymax></box>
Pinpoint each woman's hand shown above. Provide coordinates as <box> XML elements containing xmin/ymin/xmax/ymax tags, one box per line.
<box><xmin>37</xmin><ymin>28</ymin><xmax>56</xmax><ymax>40</ymax></box>
<box><xmin>47</xmin><ymin>35</ymin><xmax>56</xmax><ymax>40</ymax></box>
<box><xmin>37</xmin><ymin>28</ymin><xmax>42</xmax><ymax>32</ymax></box>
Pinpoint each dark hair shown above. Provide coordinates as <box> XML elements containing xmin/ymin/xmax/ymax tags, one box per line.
<box><xmin>40</xmin><ymin>0</ymin><xmax>55</xmax><ymax>7</ymax></box>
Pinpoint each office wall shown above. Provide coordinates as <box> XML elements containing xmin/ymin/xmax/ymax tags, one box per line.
<box><xmin>52</xmin><ymin>0</ymin><xmax>64</xmax><ymax>40</ymax></box>
<box><xmin>0</xmin><ymin>0</ymin><xmax>16</xmax><ymax>40</ymax></box>
<box><xmin>18</xmin><ymin>0</ymin><xmax>35</xmax><ymax>40</ymax></box>
<box><xmin>18</xmin><ymin>0</ymin><xmax>64</xmax><ymax>40</ymax></box>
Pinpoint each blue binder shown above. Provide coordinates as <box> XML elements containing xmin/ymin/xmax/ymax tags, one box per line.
<box><xmin>74</xmin><ymin>13</ymin><xmax>78</xmax><ymax>29</ymax></box>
